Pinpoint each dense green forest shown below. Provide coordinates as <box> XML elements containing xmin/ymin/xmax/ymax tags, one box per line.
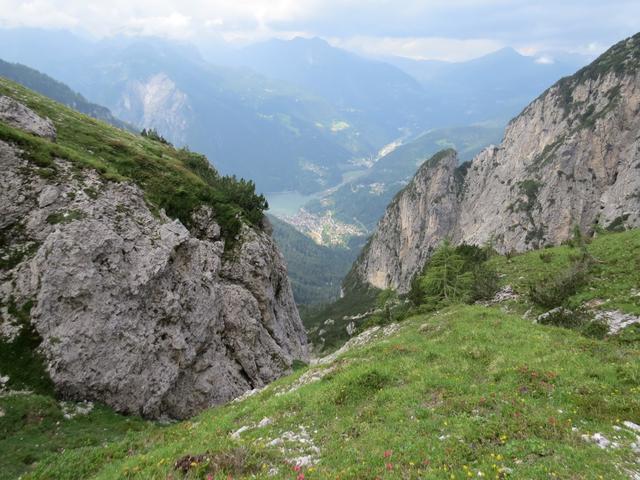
<box><xmin>269</xmin><ymin>215</ymin><xmax>358</xmax><ymax>305</ymax></box>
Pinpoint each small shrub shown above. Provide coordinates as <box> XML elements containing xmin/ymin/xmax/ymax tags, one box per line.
<box><xmin>45</xmin><ymin>209</ymin><xmax>86</xmax><ymax>225</ymax></box>
<box><xmin>539</xmin><ymin>251</ymin><xmax>554</xmax><ymax>263</ymax></box>
<box><xmin>141</xmin><ymin>128</ymin><xmax>171</xmax><ymax>146</ymax></box>
<box><xmin>528</xmin><ymin>260</ymin><xmax>591</xmax><ymax>308</ymax></box>
<box><xmin>376</xmin><ymin>288</ymin><xmax>396</xmax><ymax>309</ymax></box>
<box><xmin>334</xmin><ymin>369</ymin><xmax>390</xmax><ymax>405</ymax></box>
<box><xmin>0</xmin><ymin>242</ymin><xmax>39</xmax><ymax>270</ymax></box>
<box><xmin>174</xmin><ymin>447</ymin><xmax>263</xmax><ymax>477</ymax></box>
<box><xmin>606</xmin><ymin>214</ymin><xmax>630</xmax><ymax>232</ymax></box>
<box><xmin>579</xmin><ymin>320</ymin><xmax>609</xmax><ymax>339</ymax></box>
<box><xmin>537</xmin><ymin>307</ymin><xmax>586</xmax><ymax>328</ymax></box>
<box><xmin>35</xmin><ymin>167</ymin><xmax>56</xmax><ymax>179</ymax></box>
<box><xmin>291</xmin><ymin>360</ymin><xmax>308</xmax><ymax>371</ymax></box>
<box><xmin>83</xmin><ymin>187</ymin><xmax>99</xmax><ymax>199</ymax></box>
<box><xmin>411</xmin><ymin>241</ymin><xmax>500</xmax><ymax>309</ymax></box>
<box><xmin>537</xmin><ymin>308</ymin><xmax>609</xmax><ymax>339</ymax></box>
<box><xmin>419</xmin><ymin>240</ymin><xmax>474</xmax><ymax>308</ymax></box>
<box><xmin>615</xmin><ymin>324</ymin><xmax>640</xmax><ymax>344</ymax></box>
<box><xmin>565</xmin><ymin>225</ymin><xmax>592</xmax><ymax>249</ymax></box>
<box><xmin>470</xmin><ymin>263</ymin><xmax>500</xmax><ymax>302</ymax></box>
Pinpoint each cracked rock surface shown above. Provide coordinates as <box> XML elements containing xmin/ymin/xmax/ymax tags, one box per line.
<box><xmin>0</xmin><ymin>114</ymin><xmax>308</xmax><ymax>418</ymax></box>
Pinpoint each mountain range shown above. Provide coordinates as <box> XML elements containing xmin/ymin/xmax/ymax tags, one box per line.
<box><xmin>0</xmin><ymin>28</ymin><xmax>588</xmax><ymax>198</ymax></box>
<box><xmin>0</xmin><ymin>59</ymin><xmax>130</xmax><ymax>130</ymax></box>
<box><xmin>352</xmin><ymin>32</ymin><xmax>640</xmax><ymax>292</ymax></box>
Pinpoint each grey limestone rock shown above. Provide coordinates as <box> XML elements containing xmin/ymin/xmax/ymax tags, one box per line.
<box><xmin>0</xmin><ymin>131</ymin><xmax>308</xmax><ymax>419</ymax></box>
<box><xmin>353</xmin><ymin>38</ymin><xmax>640</xmax><ymax>292</ymax></box>
<box><xmin>0</xmin><ymin>95</ymin><xmax>56</xmax><ymax>139</ymax></box>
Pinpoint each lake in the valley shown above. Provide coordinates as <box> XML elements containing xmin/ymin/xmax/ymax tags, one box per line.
<box><xmin>266</xmin><ymin>191</ymin><xmax>319</xmax><ymax>217</ymax></box>
<box><xmin>265</xmin><ymin>169</ymin><xmax>368</xmax><ymax>218</ymax></box>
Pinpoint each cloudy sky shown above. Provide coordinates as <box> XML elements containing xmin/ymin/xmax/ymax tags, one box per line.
<box><xmin>1</xmin><ymin>0</ymin><xmax>639</xmax><ymax>61</ymax></box>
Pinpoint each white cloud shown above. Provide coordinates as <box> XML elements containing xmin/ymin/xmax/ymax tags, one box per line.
<box><xmin>535</xmin><ymin>55</ymin><xmax>554</xmax><ymax>64</ymax></box>
<box><xmin>0</xmin><ymin>0</ymin><xmax>638</xmax><ymax>61</ymax></box>
<box><xmin>0</xmin><ymin>0</ymin><xmax>322</xmax><ymax>37</ymax></box>
<box><xmin>331</xmin><ymin>36</ymin><xmax>504</xmax><ymax>62</ymax></box>
<box><xmin>120</xmin><ymin>12</ymin><xmax>192</xmax><ymax>39</ymax></box>
<box><xmin>0</xmin><ymin>0</ymin><xmax>79</xmax><ymax>29</ymax></box>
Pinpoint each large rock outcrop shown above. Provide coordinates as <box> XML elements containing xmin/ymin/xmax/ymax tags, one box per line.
<box><xmin>354</xmin><ymin>33</ymin><xmax>640</xmax><ymax>292</ymax></box>
<box><xmin>355</xmin><ymin>150</ymin><xmax>461</xmax><ymax>291</ymax></box>
<box><xmin>0</xmin><ymin>95</ymin><xmax>56</xmax><ymax>139</ymax></box>
<box><xmin>0</xmin><ymin>101</ymin><xmax>308</xmax><ymax>419</ymax></box>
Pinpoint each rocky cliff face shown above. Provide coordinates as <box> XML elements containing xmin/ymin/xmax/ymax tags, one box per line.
<box><xmin>0</xmin><ymin>98</ymin><xmax>308</xmax><ymax>419</ymax></box>
<box><xmin>354</xmin><ymin>33</ymin><xmax>640</xmax><ymax>292</ymax></box>
<box><xmin>355</xmin><ymin>150</ymin><xmax>461</xmax><ymax>291</ymax></box>
<box><xmin>119</xmin><ymin>73</ymin><xmax>192</xmax><ymax>145</ymax></box>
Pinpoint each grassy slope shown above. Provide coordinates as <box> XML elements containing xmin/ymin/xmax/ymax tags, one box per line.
<box><xmin>10</xmin><ymin>230</ymin><xmax>638</xmax><ymax>479</ymax></box>
<box><xmin>0</xmin><ymin>77</ymin><xmax>266</xmax><ymax>241</ymax></box>
<box><xmin>491</xmin><ymin>228</ymin><xmax>640</xmax><ymax>316</ymax></box>
<box><xmin>0</xmin><ymin>395</ymin><xmax>150</xmax><ymax>480</ymax></box>
<box><xmin>19</xmin><ymin>305</ymin><xmax>639</xmax><ymax>480</ymax></box>
<box><xmin>308</xmin><ymin>228</ymin><xmax>640</xmax><ymax>356</ymax></box>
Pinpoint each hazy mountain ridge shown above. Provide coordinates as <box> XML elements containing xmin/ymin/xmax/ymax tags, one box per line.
<box><xmin>0</xmin><ymin>29</ymin><xmax>587</xmax><ymax>198</ymax></box>
<box><xmin>386</xmin><ymin>46</ymin><xmax>589</xmax><ymax>125</ymax></box>
<box><xmin>226</xmin><ymin>37</ymin><xmax>433</xmax><ymax>138</ymax></box>
<box><xmin>304</xmin><ymin>125</ymin><xmax>504</xmax><ymax>232</ymax></box>
<box><xmin>0</xmin><ymin>30</ymin><xmax>380</xmax><ymax>193</ymax></box>
<box><xmin>0</xmin><ymin>59</ymin><xmax>131</xmax><ymax>130</ymax></box>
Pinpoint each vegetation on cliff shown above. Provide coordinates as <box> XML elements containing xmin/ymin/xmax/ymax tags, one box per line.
<box><xmin>0</xmin><ymin>77</ymin><xmax>268</xmax><ymax>242</ymax></box>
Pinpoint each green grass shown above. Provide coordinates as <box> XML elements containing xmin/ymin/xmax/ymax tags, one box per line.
<box><xmin>17</xmin><ymin>305</ymin><xmax>639</xmax><ymax>479</ymax></box>
<box><xmin>0</xmin><ymin>395</ymin><xmax>151</xmax><ymax>480</ymax></box>
<box><xmin>490</xmin><ymin>229</ymin><xmax>640</xmax><ymax>315</ymax></box>
<box><xmin>3</xmin><ymin>230</ymin><xmax>639</xmax><ymax>479</ymax></box>
<box><xmin>304</xmin><ymin>229</ymin><xmax>640</xmax><ymax>354</ymax></box>
<box><xmin>0</xmin><ymin>78</ymin><xmax>267</xmax><ymax>242</ymax></box>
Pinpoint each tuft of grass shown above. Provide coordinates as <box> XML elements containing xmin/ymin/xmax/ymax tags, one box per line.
<box><xmin>45</xmin><ymin>210</ymin><xmax>87</xmax><ymax>225</ymax></box>
<box><xmin>0</xmin><ymin>242</ymin><xmax>39</xmax><ymax>270</ymax></box>
<box><xmin>527</xmin><ymin>260</ymin><xmax>591</xmax><ymax>309</ymax></box>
